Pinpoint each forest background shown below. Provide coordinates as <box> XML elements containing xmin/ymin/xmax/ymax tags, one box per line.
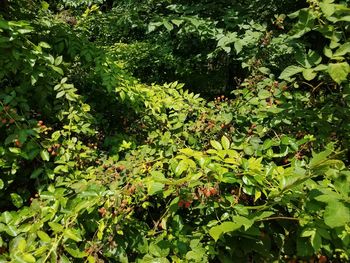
<box><xmin>0</xmin><ymin>0</ymin><xmax>350</xmax><ymax>262</ymax></box>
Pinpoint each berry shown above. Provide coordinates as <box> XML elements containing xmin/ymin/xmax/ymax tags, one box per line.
<box><xmin>15</xmin><ymin>140</ymin><xmax>21</xmax><ymax>147</ymax></box>
<box><xmin>318</xmin><ymin>255</ymin><xmax>327</xmax><ymax>263</ymax></box>
<box><xmin>184</xmin><ymin>201</ymin><xmax>191</xmax><ymax>208</ymax></box>
<box><xmin>203</xmin><ymin>188</ymin><xmax>211</xmax><ymax>197</ymax></box>
<box><xmin>209</xmin><ymin>187</ymin><xmax>217</xmax><ymax>196</ymax></box>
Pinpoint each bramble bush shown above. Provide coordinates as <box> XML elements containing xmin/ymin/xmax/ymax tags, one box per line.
<box><xmin>0</xmin><ymin>0</ymin><xmax>349</xmax><ymax>262</ymax></box>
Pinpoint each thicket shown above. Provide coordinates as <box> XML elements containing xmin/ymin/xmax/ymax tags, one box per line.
<box><xmin>0</xmin><ymin>0</ymin><xmax>349</xmax><ymax>262</ymax></box>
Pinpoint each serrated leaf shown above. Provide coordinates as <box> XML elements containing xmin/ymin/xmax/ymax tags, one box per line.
<box><xmin>319</xmin><ymin>2</ymin><xmax>335</xmax><ymax>17</ymax></box>
<box><xmin>324</xmin><ymin>201</ymin><xmax>350</xmax><ymax>228</ymax></box>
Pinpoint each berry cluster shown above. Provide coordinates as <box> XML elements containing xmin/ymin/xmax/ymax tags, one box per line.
<box><xmin>48</xmin><ymin>143</ymin><xmax>61</xmax><ymax>156</ymax></box>
<box><xmin>0</xmin><ymin>105</ymin><xmax>16</xmax><ymax>127</ymax></box>
<box><xmin>37</xmin><ymin>120</ymin><xmax>52</xmax><ymax>135</ymax></box>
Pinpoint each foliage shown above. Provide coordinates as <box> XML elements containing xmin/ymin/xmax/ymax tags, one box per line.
<box><xmin>0</xmin><ymin>0</ymin><xmax>349</xmax><ymax>262</ymax></box>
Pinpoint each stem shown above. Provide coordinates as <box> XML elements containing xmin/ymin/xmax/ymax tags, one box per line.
<box><xmin>258</xmin><ymin>216</ymin><xmax>299</xmax><ymax>221</ymax></box>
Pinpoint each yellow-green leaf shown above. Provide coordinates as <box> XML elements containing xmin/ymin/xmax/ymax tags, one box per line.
<box><xmin>328</xmin><ymin>62</ymin><xmax>350</xmax><ymax>84</ymax></box>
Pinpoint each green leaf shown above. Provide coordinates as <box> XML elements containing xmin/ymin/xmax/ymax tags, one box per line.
<box><xmin>221</xmin><ymin>136</ymin><xmax>230</xmax><ymax>150</ymax></box>
<box><xmin>327</xmin><ymin>62</ymin><xmax>350</xmax><ymax>84</ymax></box>
<box><xmin>210</xmin><ymin>140</ymin><xmax>222</xmax><ymax>150</ymax></box>
<box><xmin>234</xmin><ymin>40</ymin><xmax>243</xmax><ymax>54</ymax></box>
<box><xmin>39</xmin><ymin>42</ymin><xmax>51</xmax><ymax>49</ymax></box>
<box><xmin>40</xmin><ymin>150</ymin><xmax>50</xmax><ymax>161</ymax></box>
<box><xmin>163</xmin><ymin>20</ymin><xmax>174</xmax><ymax>31</ymax></box>
<box><xmin>51</xmin><ymin>131</ymin><xmax>61</xmax><ymax>140</ymax></box>
<box><xmin>22</xmin><ymin>253</ymin><xmax>36</xmax><ymax>263</ymax></box>
<box><xmin>311</xmin><ymin>231</ymin><xmax>322</xmax><ymax>251</ymax></box>
<box><xmin>279</xmin><ymin>65</ymin><xmax>304</xmax><ymax>80</ymax></box>
<box><xmin>56</xmin><ymin>90</ymin><xmax>65</xmax><ymax>98</ymax></box>
<box><xmin>55</xmin><ymin>56</ymin><xmax>63</xmax><ymax>66</ymax></box>
<box><xmin>324</xmin><ymin>201</ymin><xmax>350</xmax><ymax>228</ymax></box>
<box><xmin>6</xmin><ymin>226</ymin><xmax>18</xmax><ymax>237</ymax></box>
<box><xmin>333</xmin><ymin>42</ymin><xmax>350</xmax><ymax>57</ymax></box>
<box><xmin>65</xmin><ymin>245</ymin><xmax>88</xmax><ymax>258</ymax></box>
<box><xmin>48</xmin><ymin>222</ymin><xmax>64</xmax><ymax>233</ymax></box>
<box><xmin>232</xmin><ymin>216</ymin><xmax>253</xmax><ymax>230</ymax></box>
<box><xmin>149</xmin><ymin>241</ymin><xmax>170</xmax><ymax>257</ymax></box>
<box><xmin>175</xmin><ymin>160</ymin><xmax>188</xmax><ymax>176</ymax></box>
<box><xmin>147</xmin><ymin>182</ymin><xmax>164</xmax><ymax>196</ymax></box>
<box><xmin>319</xmin><ymin>2</ymin><xmax>335</xmax><ymax>17</ymax></box>
<box><xmin>309</xmin><ymin>144</ymin><xmax>333</xmax><ymax>168</ymax></box>
<box><xmin>10</xmin><ymin>193</ymin><xmax>23</xmax><ymax>208</ymax></box>
<box><xmin>9</xmin><ymin>147</ymin><xmax>21</xmax><ymax>154</ymax></box>
<box><xmin>17</xmin><ymin>238</ymin><xmax>27</xmax><ymax>252</ymax></box>
<box><xmin>64</xmin><ymin>229</ymin><xmax>82</xmax><ymax>242</ymax></box>
<box><xmin>302</xmin><ymin>68</ymin><xmax>317</xmax><ymax>81</ymax></box>
<box><xmin>31</xmin><ymin>75</ymin><xmax>38</xmax><ymax>85</ymax></box>
<box><xmin>37</xmin><ymin>230</ymin><xmax>51</xmax><ymax>242</ymax></box>
<box><xmin>258</xmin><ymin>89</ymin><xmax>270</xmax><ymax>99</ymax></box>
<box><xmin>209</xmin><ymin>222</ymin><xmax>242</xmax><ymax>241</ymax></box>
<box><xmin>323</xmin><ymin>46</ymin><xmax>333</xmax><ymax>58</ymax></box>
<box><xmin>50</xmin><ymin>65</ymin><xmax>64</xmax><ymax>75</ymax></box>
<box><xmin>171</xmin><ymin>19</ymin><xmax>183</xmax><ymax>27</ymax></box>
<box><xmin>221</xmin><ymin>172</ymin><xmax>239</xmax><ymax>184</ymax></box>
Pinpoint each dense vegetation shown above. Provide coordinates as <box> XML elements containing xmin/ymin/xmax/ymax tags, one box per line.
<box><xmin>0</xmin><ymin>0</ymin><xmax>350</xmax><ymax>262</ymax></box>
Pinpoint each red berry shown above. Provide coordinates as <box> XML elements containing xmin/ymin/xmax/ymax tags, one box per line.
<box><xmin>209</xmin><ymin>187</ymin><xmax>217</xmax><ymax>196</ymax></box>
<box><xmin>15</xmin><ymin>140</ymin><xmax>21</xmax><ymax>147</ymax></box>
<box><xmin>318</xmin><ymin>255</ymin><xmax>327</xmax><ymax>263</ymax></box>
<box><xmin>203</xmin><ymin>188</ymin><xmax>211</xmax><ymax>197</ymax></box>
